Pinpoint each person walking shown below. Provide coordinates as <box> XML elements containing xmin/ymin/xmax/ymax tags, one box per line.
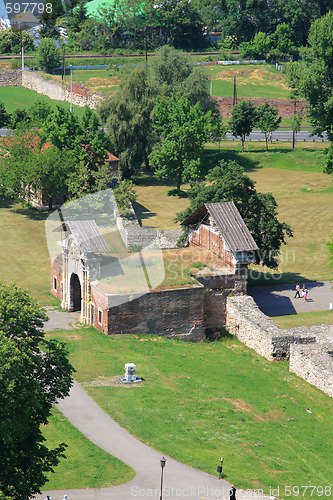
<box><xmin>302</xmin><ymin>284</ymin><xmax>308</xmax><ymax>301</ymax></box>
<box><xmin>227</xmin><ymin>484</ymin><xmax>236</xmax><ymax>500</ymax></box>
<box><xmin>294</xmin><ymin>283</ymin><xmax>301</xmax><ymax>298</ymax></box>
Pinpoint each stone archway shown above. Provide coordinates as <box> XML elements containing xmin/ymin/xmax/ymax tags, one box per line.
<box><xmin>70</xmin><ymin>273</ymin><xmax>81</xmax><ymax>312</ymax></box>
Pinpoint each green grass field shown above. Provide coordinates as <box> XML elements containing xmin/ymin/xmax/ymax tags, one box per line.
<box><xmin>43</xmin><ymin>408</ymin><xmax>134</xmax><ymax>489</ymax></box>
<box><xmin>0</xmin><ymin>86</ymin><xmax>86</xmax><ymax>118</ymax></box>
<box><xmin>46</xmin><ymin>327</ymin><xmax>333</xmax><ymax>499</ymax></box>
<box><xmin>43</xmin><ymin>62</ymin><xmax>291</xmax><ymax>100</ymax></box>
<box><xmin>274</xmin><ymin>310</ymin><xmax>333</xmax><ymax>329</ymax></box>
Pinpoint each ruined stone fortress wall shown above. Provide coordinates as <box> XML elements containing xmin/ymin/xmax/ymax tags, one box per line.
<box><xmin>226</xmin><ymin>295</ymin><xmax>333</xmax><ymax>398</ymax></box>
<box><xmin>0</xmin><ymin>70</ymin><xmax>103</xmax><ymax>108</ymax></box>
<box><xmin>21</xmin><ymin>71</ymin><xmax>104</xmax><ymax>108</ymax></box>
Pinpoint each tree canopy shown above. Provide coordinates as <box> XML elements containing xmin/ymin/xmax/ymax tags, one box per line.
<box><xmin>0</xmin><ymin>283</ymin><xmax>74</xmax><ymax>500</ymax></box>
<box><xmin>177</xmin><ymin>160</ymin><xmax>293</xmax><ymax>268</ymax></box>
<box><xmin>149</xmin><ymin>95</ymin><xmax>214</xmax><ymax>191</ymax></box>
<box><xmin>229</xmin><ymin>100</ymin><xmax>257</xmax><ymax>152</ymax></box>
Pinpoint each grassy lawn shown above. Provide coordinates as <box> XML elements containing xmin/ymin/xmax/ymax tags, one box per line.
<box><xmin>0</xmin><ymin>198</ymin><xmax>56</xmax><ymax>305</ymax></box>
<box><xmin>273</xmin><ymin>310</ymin><xmax>333</xmax><ymax>329</ymax></box>
<box><xmin>204</xmin><ymin>64</ymin><xmax>290</xmax><ymax>99</ymax></box>
<box><xmin>43</xmin><ymin>408</ymin><xmax>134</xmax><ymax>490</ymax></box>
<box><xmin>51</xmin><ymin>68</ymin><xmax>120</xmax><ymax>95</ymax></box>
<box><xmin>46</xmin><ymin>327</ymin><xmax>333</xmax><ymax>499</ymax></box>
<box><xmin>0</xmin><ymin>86</ymin><xmax>86</xmax><ymax>118</ymax></box>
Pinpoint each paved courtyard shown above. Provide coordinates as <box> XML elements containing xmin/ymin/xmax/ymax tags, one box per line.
<box><xmin>248</xmin><ymin>281</ymin><xmax>333</xmax><ymax>316</ymax></box>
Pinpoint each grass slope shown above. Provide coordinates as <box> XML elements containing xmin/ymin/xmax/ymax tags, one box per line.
<box><xmin>47</xmin><ymin>328</ymin><xmax>333</xmax><ymax>499</ymax></box>
<box><xmin>43</xmin><ymin>408</ymin><xmax>134</xmax><ymax>490</ymax></box>
<box><xmin>0</xmin><ymin>86</ymin><xmax>86</xmax><ymax>118</ymax></box>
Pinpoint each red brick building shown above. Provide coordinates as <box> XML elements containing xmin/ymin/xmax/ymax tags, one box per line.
<box><xmin>181</xmin><ymin>202</ymin><xmax>258</xmax><ymax>272</ymax></box>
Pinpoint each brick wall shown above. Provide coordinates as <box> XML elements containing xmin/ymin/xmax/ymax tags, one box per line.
<box><xmin>214</xmin><ymin>96</ymin><xmax>306</xmax><ymax>119</ymax></box>
<box><xmin>106</xmin><ymin>286</ymin><xmax>206</xmax><ymax>341</ymax></box>
<box><xmin>189</xmin><ymin>225</ymin><xmax>234</xmax><ymax>268</ymax></box>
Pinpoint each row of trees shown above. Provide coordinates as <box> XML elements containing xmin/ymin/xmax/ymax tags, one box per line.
<box><xmin>0</xmin><ymin>105</ymin><xmax>113</xmax><ymax>209</ymax></box>
<box><xmin>1</xmin><ymin>0</ymin><xmax>327</xmax><ymax>56</ymax></box>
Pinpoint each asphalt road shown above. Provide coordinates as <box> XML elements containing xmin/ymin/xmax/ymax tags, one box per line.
<box><xmin>226</xmin><ymin>129</ymin><xmax>328</xmax><ymax>142</ymax></box>
<box><xmin>0</xmin><ymin>128</ymin><xmax>328</xmax><ymax>141</ymax></box>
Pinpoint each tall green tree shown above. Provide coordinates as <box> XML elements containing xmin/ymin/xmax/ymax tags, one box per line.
<box><xmin>149</xmin><ymin>95</ymin><xmax>214</xmax><ymax>191</ymax></box>
<box><xmin>42</xmin><ymin>107</ymin><xmax>112</xmax><ymax>196</ymax></box>
<box><xmin>99</xmin><ymin>65</ymin><xmax>157</xmax><ymax>178</ymax></box>
<box><xmin>0</xmin><ymin>283</ymin><xmax>74</xmax><ymax>500</ymax></box>
<box><xmin>287</xmin><ymin>11</ymin><xmax>333</xmax><ymax>172</ymax></box>
<box><xmin>39</xmin><ymin>0</ymin><xmax>65</xmax><ymax>38</ymax></box>
<box><xmin>177</xmin><ymin>160</ymin><xmax>293</xmax><ymax>269</ymax></box>
<box><xmin>229</xmin><ymin>100</ymin><xmax>257</xmax><ymax>152</ymax></box>
<box><xmin>256</xmin><ymin>102</ymin><xmax>282</xmax><ymax>151</ymax></box>
<box><xmin>36</xmin><ymin>38</ymin><xmax>62</xmax><ymax>73</ymax></box>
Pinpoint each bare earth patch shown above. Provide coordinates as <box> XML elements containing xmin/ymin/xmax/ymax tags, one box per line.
<box><xmin>224</xmin><ymin>398</ymin><xmax>286</xmax><ymax>421</ymax></box>
<box><xmin>86</xmin><ymin>77</ymin><xmax>120</xmax><ymax>91</ymax></box>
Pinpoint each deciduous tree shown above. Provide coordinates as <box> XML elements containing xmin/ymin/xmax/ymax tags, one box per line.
<box><xmin>256</xmin><ymin>102</ymin><xmax>282</xmax><ymax>151</ymax></box>
<box><xmin>0</xmin><ymin>283</ymin><xmax>74</xmax><ymax>500</ymax></box>
<box><xmin>229</xmin><ymin>100</ymin><xmax>257</xmax><ymax>152</ymax></box>
<box><xmin>149</xmin><ymin>95</ymin><xmax>214</xmax><ymax>191</ymax></box>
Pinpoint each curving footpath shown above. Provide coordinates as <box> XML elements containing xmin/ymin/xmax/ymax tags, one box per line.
<box><xmin>35</xmin><ymin>380</ymin><xmax>276</xmax><ymax>500</ymax></box>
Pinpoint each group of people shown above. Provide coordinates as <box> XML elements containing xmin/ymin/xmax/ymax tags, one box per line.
<box><xmin>294</xmin><ymin>283</ymin><xmax>308</xmax><ymax>301</ymax></box>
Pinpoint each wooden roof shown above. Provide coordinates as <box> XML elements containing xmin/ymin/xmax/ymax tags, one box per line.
<box><xmin>181</xmin><ymin>202</ymin><xmax>258</xmax><ymax>252</ymax></box>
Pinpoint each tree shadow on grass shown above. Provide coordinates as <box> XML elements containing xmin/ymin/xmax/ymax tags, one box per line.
<box><xmin>200</xmin><ymin>148</ymin><xmax>260</xmax><ymax>176</ymax></box>
<box><xmin>167</xmin><ymin>189</ymin><xmax>188</xmax><ymax>198</ymax></box>
<box><xmin>0</xmin><ymin>196</ymin><xmax>50</xmax><ymax>221</ymax></box>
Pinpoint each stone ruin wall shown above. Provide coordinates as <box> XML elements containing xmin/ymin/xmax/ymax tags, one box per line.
<box><xmin>21</xmin><ymin>71</ymin><xmax>104</xmax><ymax>109</ymax></box>
<box><xmin>226</xmin><ymin>295</ymin><xmax>333</xmax><ymax>398</ymax></box>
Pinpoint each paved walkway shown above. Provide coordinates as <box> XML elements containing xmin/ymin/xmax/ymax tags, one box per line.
<box><xmin>248</xmin><ymin>281</ymin><xmax>333</xmax><ymax>317</ymax></box>
<box><xmin>36</xmin><ymin>380</ymin><xmax>275</xmax><ymax>500</ymax></box>
<box><xmin>39</xmin><ymin>309</ymin><xmax>275</xmax><ymax>500</ymax></box>
<box><xmin>43</xmin><ymin>306</ymin><xmax>81</xmax><ymax>331</ymax></box>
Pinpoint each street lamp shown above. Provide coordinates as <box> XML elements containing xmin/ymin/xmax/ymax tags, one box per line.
<box><xmin>160</xmin><ymin>457</ymin><xmax>166</xmax><ymax>500</ymax></box>
<box><xmin>70</xmin><ymin>64</ymin><xmax>73</xmax><ymax>113</ymax></box>
<box><xmin>210</xmin><ymin>68</ymin><xmax>213</xmax><ymax>97</ymax></box>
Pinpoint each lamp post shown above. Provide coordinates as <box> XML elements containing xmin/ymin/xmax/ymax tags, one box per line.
<box><xmin>70</xmin><ymin>64</ymin><xmax>73</xmax><ymax>113</ymax></box>
<box><xmin>210</xmin><ymin>68</ymin><xmax>213</xmax><ymax>97</ymax></box>
<box><xmin>160</xmin><ymin>457</ymin><xmax>166</xmax><ymax>500</ymax></box>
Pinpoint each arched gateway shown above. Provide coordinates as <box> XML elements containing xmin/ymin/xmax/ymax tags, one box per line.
<box><xmin>51</xmin><ymin>220</ymin><xmax>110</xmax><ymax>324</ymax></box>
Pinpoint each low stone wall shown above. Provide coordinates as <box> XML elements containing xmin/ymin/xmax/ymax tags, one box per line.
<box><xmin>0</xmin><ymin>70</ymin><xmax>22</xmax><ymax>86</ymax></box>
<box><xmin>226</xmin><ymin>295</ymin><xmax>316</xmax><ymax>361</ymax></box>
<box><xmin>21</xmin><ymin>71</ymin><xmax>104</xmax><ymax>109</ymax></box>
<box><xmin>226</xmin><ymin>295</ymin><xmax>333</xmax><ymax>398</ymax></box>
<box><xmin>290</xmin><ymin>342</ymin><xmax>333</xmax><ymax>398</ymax></box>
